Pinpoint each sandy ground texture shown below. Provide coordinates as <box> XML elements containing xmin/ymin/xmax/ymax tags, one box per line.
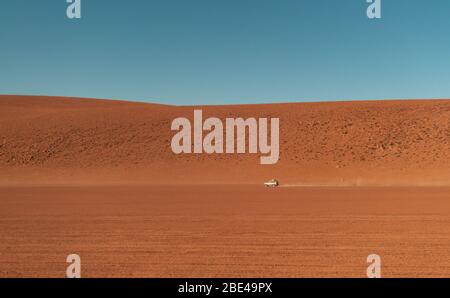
<box><xmin>1</xmin><ymin>95</ymin><xmax>450</xmax><ymax>186</ymax></box>
<box><xmin>0</xmin><ymin>96</ymin><xmax>449</xmax><ymax>277</ymax></box>
<box><xmin>1</xmin><ymin>185</ymin><xmax>449</xmax><ymax>278</ymax></box>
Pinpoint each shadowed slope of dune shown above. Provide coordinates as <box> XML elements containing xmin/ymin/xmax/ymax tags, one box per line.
<box><xmin>1</xmin><ymin>95</ymin><xmax>449</xmax><ymax>185</ymax></box>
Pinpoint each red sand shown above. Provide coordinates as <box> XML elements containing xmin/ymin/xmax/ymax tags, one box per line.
<box><xmin>1</xmin><ymin>95</ymin><xmax>450</xmax><ymax>186</ymax></box>
<box><xmin>1</xmin><ymin>185</ymin><xmax>449</xmax><ymax>277</ymax></box>
<box><xmin>0</xmin><ymin>95</ymin><xmax>449</xmax><ymax>277</ymax></box>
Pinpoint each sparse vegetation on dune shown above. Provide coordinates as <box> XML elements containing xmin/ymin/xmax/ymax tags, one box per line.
<box><xmin>0</xmin><ymin>95</ymin><xmax>449</xmax><ymax>186</ymax></box>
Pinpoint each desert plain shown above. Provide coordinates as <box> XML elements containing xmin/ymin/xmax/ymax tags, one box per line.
<box><xmin>0</xmin><ymin>95</ymin><xmax>449</xmax><ymax>277</ymax></box>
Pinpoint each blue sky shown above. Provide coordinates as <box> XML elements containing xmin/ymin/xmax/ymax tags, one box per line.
<box><xmin>1</xmin><ymin>0</ymin><xmax>450</xmax><ymax>105</ymax></box>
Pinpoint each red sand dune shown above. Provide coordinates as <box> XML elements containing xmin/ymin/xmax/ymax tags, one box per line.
<box><xmin>1</xmin><ymin>95</ymin><xmax>449</xmax><ymax>186</ymax></box>
<box><xmin>1</xmin><ymin>95</ymin><xmax>450</xmax><ymax>277</ymax></box>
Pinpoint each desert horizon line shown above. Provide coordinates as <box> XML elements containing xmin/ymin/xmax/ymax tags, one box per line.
<box><xmin>1</xmin><ymin>94</ymin><xmax>450</xmax><ymax>107</ymax></box>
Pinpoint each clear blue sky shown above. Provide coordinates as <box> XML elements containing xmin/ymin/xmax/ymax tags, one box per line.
<box><xmin>1</xmin><ymin>0</ymin><xmax>450</xmax><ymax>105</ymax></box>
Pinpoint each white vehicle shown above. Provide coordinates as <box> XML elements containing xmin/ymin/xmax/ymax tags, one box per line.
<box><xmin>264</xmin><ymin>179</ymin><xmax>279</xmax><ymax>187</ymax></box>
